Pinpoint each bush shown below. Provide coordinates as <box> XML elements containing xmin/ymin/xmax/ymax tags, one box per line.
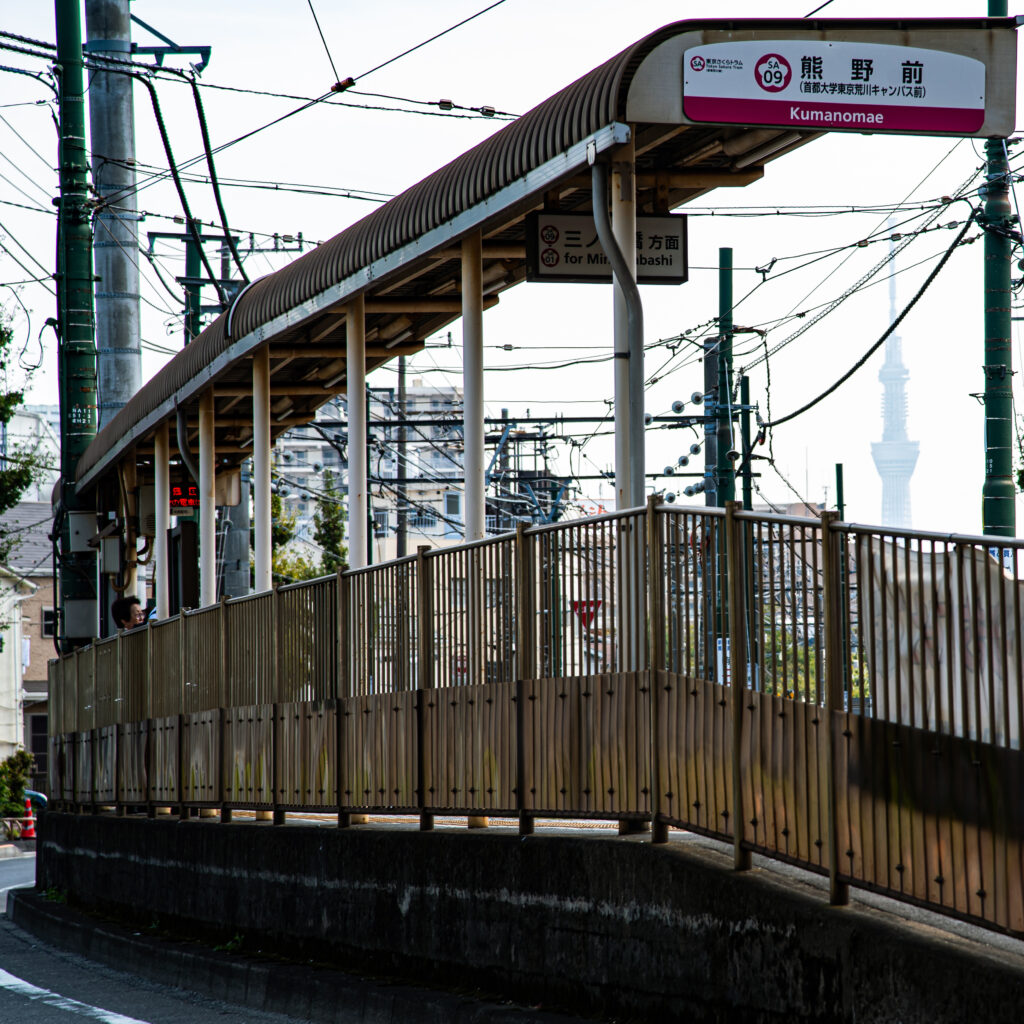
<box><xmin>0</xmin><ymin>748</ymin><xmax>34</xmax><ymax>818</ymax></box>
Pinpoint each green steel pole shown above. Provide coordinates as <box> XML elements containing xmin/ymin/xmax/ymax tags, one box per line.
<box><xmin>717</xmin><ymin>247</ymin><xmax>735</xmax><ymax>505</ymax></box>
<box><xmin>184</xmin><ymin>218</ymin><xmax>202</xmax><ymax>344</ymax></box>
<box><xmin>55</xmin><ymin>0</ymin><xmax>98</xmax><ymax>649</ymax></box>
<box><xmin>712</xmin><ymin>248</ymin><xmax>734</xmax><ymax>670</ymax></box>
<box><xmin>835</xmin><ymin>463</ymin><xmax>845</xmax><ymax>521</ymax></box>
<box><xmin>740</xmin><ymin>375</ymin><xmax>753</xmax><ymax>511</ymax></box>
<box><xmin>983</xmin><ymin>0</ymin><xmax>1015</xmax><ymax>536</ymax></box>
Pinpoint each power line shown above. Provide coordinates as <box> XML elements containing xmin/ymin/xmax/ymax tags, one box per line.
<box><xmin>352</xmin><ymin>0</ymin><xmax>510</xmax><ymax>82</ymax></box>
<box><xmin>741</xmin><ymin>190</ymin><xmax>978</xmax><ymax>374</ymax></box>
<box><xmin>762</xmin><ymin>212</ymin><xmax>977</xmax><ymax>430</ymax></box>
<box><xmin>102</xmin><ymin>156</ymin><xmax>393</xmax><ymax>205</ymax></box>
<box><xmin>0</xmin><ymin>30</ymin><xmax>55</xmax><ymax>52</ymax></box>
<box><xmin>0</xmin><ymin>217</ymin><xmax>52</xmax><ymax>278</ymax></box>
<box><xmin>306</xmin><ymin>0</ymin><xmax>341</xmax><ymax>85</ymax></box>
<box><xmin>0</xmin><ymin>110</ymin><xmax>54</xmax><ymax>171</ymax></box>
<box><xmin>0</xmin><ymin>169</ymin><xmax>50</xmax><ymax>211</ymax></box>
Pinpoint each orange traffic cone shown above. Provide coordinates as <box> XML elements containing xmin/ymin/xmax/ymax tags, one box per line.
<box><xmin>20</xmin><ymin>798</ymin><xmax>35</xmax><ymax>839</ymax></box>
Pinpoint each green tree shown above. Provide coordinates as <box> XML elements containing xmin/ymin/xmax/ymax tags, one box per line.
<box><xmin>0</xmin><ymin>315</ymin><xmax>49</xmax><ymax>564</ymax></box>
<box><xmin>313</xmin><ymin>469</ymin><xmax>347</xmax><ymax>575</ymax></box>
<box><xmin>250</xmin><ymin>491</ymin><xmax>321</xmax><ymax>586</ymax></box>
<box><xmin>0</xmin><ymin>747</ymin><xmax>34</xmax><ymax>818</ymax></box>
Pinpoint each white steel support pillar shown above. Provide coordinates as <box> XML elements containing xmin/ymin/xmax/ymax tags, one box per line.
<box><xmin>199</xmin><ymin>389</ymin><xmax>216</xmax><ymax>607</ymax></box>
<box><xmin>347</xmin><ymin>294</ymin><xmax>367</xmax><ymax>570</ymax></box>
<box><xmin>462</xmin><ymin>231</ymin><xmax>485</xmax><ymax>540</ymax></box>
<box><xmin>154</xmin><ymin>421</ymin><xmax>170</xmax><ymax>619</ymax></box>
<box><xmin>462</xmin><ymin>230</ymin><xmax>489</xmax><ymax>830</ymax></box>
<box><xmin>253</xmin><ymin>347</ymin><xmax>272</xmax><ymax>591</ymax></box>
<box><xmin>611</xmin><ymin>138</ymin><xmax>642</xmax><ymax>508</ymax></box>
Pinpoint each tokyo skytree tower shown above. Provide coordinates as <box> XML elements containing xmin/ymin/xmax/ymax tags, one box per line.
<box><xmin>870</xmin><ymin>238</ymin><xmax>919</xmax><ymax>527</ymax></box>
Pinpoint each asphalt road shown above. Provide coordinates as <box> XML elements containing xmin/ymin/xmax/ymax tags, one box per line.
<box><xmin>0</xmin><ymin>854</ymin><xmax>306</xmax><ymax>1024</ymax></box>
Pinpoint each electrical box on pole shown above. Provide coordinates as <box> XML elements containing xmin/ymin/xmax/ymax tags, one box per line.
<box><xmin>55</xmin><ymin>0</ymin><xmax>99</xmax><ymax>649</ymax></box>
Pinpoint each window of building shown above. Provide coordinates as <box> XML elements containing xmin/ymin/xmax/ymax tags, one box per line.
<box><xmin>41</xmin><ymin>607</ymin><xmax>55</xmax><ymax>638</ymax></box>
<box><xmin>29</xmin><ymin>714</ymin><xmax>47</xmax><ymax>777</ymax></box>
<box><xmin>444</xmin><ymin>492</ymin><xmax>462</xmax><ymax>519</ymax></box>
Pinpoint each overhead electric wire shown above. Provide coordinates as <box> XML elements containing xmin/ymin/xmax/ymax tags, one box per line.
<box><xmin>741</xmin><ymin>192</ymin><xmax>975</xmax><ymax>374</ymax></box>
<box><xmin>352</xmin><ymin>0</ymin><xmax>510</xmax><ymax>82</ymax></box>
<box><xmin>103</xmin><ymin>158</ymin><xmax>393</xmax><ymax>203</ymax></box>
<box><xmin>763</xmin><ymin>211</ymin><xmax>977</xmax><ymax>429</ymax></box>
<box><xmin>348</xmin><ymin>88</ymin><xmax>518</xmax><ymax>118</ymax></box>
<box><xmin>0</xmin><ymin>29</ymin><xmax>55</xmax><ymax>52</ymax></box>
<box><xmin>306</xmin><ymin>0</ymin><xmax>342</xmax><ymax>84</ymax></box>
<box><xmin>0</xmin><ymin>217</ymin><xmax>52</xmax><ymax>278</ymax></box>
<box><xmin>650</xmin><ymin>215</ymin><xmax>983</xmax><ymax>388</ymax></box>
<box><xmin>0</xmin><ymin>38</ymin><xmax>60</xmax><ymax>64</ymax></box>
<box><xmin>0</xmin><ymin>152</ymin><xmax>51</xmax><ymax>203</ymax></box>
<box><xmin>0</xmin><ymin>110</ymin><xmax>54</xmax><ymax>170</ymax></box>
<box><xmin>141</xmin><ymin>247</ymin><xmax>194</xmax><ymax>306</ymax></box>
<box><xmin>93</xmin><ymin>216</ymin><xmax>181</xmax><ymax>318</ymax></box>
<box><xmin>129</xmin><ymin>71</ymin><xmax>227</xmax><ymax>308</ymax></box>
<box><xmin>186</xmin><ymin>75</ymin><xmax>249</xmax><ymax>283</ymax></box>
<box><xmin>0</xmin><ymin>169</ymin><xmax>50</xmax><ymax>211</ymax></box>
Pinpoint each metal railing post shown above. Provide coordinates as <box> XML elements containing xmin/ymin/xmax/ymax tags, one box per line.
<box><xmin>726</xmin><ymin>502</ymin><xmax>751</xmax><ymax>871</ymax></box>
<box><xmin>647</xmin><ymin>495</ymin><xmax>668</xmax><ymax>843</ymax></box>
<box><xmin>179</xmin><ymin>609</ymin><xmax>189</xmax><ymax>819</ymax></box>
<box><xmin>91</xmin><ymin>644</ymin><xmax>97</xmax><ymax>814</ymax></box>
<box><xmin>70</xmin><ymin>655</ymin><xmax>77</xmax><ymax>810</ymax></box>
<box><xmin>219</xmin><ymin>595</ymin><xmax>230</xmax><ymax>821</ymax></box>
<box><xmin>417</xmin><ymin>545</ymin><xmax>434</xmax><ymax>831</ymax></box>
<box><xmin>271</xmin><ymin>583</ymin><xmax>285</xmax><ymax>825</ymax></box>
<box><xmin>115</xmin><ymin>630</ymin><xmax>123</xmax><ymax>814</ymax></box>
<box><xmin>337</xmin><ymin>568</ymin><xmax>351</xmax><ymax>828</ymax></box>
<box><xmin>821</xmin><ymin>509</ymin><xmax>850</xmax><ymax>905</ymax></box>
<box><xmin>146</xmin><ymin>618</ymin><xmax>155</xmax><ymax>817</ymax></box>
<box><xmin>219</xmin><ymin>595</ymin><xmax>228</xmax><ymax>709</ymax></box>
<box><xmin>514</xmin><ymin>524</ymin><xmax>534</xmax><ymax>837</ymax></box>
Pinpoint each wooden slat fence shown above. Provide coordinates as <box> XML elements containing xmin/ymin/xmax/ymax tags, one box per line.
<box><xmin>46</xmin><ymin>502</ymin><xmax>1024</xmax><ymax>940</ymax></box>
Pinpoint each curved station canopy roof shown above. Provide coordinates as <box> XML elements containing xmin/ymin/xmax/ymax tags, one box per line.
<box><xmin>74</xmin><ymin>16</ymin><xmax>1016</xmax><ymax>506</ymax></box>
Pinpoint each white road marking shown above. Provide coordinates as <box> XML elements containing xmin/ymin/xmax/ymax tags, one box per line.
<box><xmin>0</xmin><ymin>968</ymin><xmax>152</xmax><ymax>1023</ymax></box>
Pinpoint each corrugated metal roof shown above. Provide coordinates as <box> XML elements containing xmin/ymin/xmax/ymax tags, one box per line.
<box><xmin>77</xmin><ymin>31</ymin><xmax>657</xmax><ymax>485</ymax></box>
<box><xmin>77</xmin><ymin>16</ymin><xmax>1010</xmax><ymax>493</ymax></box>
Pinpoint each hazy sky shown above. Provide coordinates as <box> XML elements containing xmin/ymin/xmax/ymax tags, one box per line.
<box><xmin>2</xmin><ymin>0</ymin><xmax>1023</xmax><ymax>534</ymax></box>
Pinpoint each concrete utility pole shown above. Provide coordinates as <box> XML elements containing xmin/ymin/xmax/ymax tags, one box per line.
<box><xmin>85</xmin><ymin>0</ymin><xmax>141</xmax><ymax>428</ymax></box>
<box><xmin>55</xmin><ymin>0</ymin><xmax>99</xmax><ymax>648</ymax></box>
<box><xmin>983</xmin><ymin>0</ymin><xmax>1016</xmax><ymax>537</ymax></box>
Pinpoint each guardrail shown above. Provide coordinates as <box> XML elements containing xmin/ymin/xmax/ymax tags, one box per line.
<box><xmin>47</xmin><ymin>500</ymin><xmax>1024</xmax><ymax>938</ymax></box>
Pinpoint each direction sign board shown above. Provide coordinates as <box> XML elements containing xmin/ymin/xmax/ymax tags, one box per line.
<box><xmin>526</xmin><ymin>213</ymin><xmax>688</xmax><ymax>285</ymax></box>
<box><xmin>682</xmin><ymin>40</ymin><xmax>985</xmax><ymax>134</ymax></box>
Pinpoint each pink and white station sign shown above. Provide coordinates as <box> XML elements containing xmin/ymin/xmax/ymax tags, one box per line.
<box><xmin>682</xmin><ymin>40</ymin><xmax>986</xmax><ymax>134</ymax></box>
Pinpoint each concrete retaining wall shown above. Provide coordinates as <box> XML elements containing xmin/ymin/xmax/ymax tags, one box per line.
<box><xmin>36</xmin><ymin>814</ymin><xmax>1024</xmax><ymax>1023</ymax></box>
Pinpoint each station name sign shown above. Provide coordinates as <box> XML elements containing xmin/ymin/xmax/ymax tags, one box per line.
<box><xmin>526</xmin><ymin>212</ymin><xmax>688</xmax><ymax>285</ymax></box>
<box><xmin>683</xmin><ymin>40</ymin><xmax>986</xmax><ymax>134</ymax></box>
